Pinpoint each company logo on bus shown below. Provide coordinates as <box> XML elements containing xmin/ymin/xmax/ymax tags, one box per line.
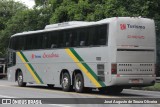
<box><xmin>120</xmin><ymin>24</ymin><xmax>145</xmax><ymax>30</ymax></box>
<box><xmin>120</xmin><ymin>24</ymin><xmax>126</xmax><ymax>30</ymax></box>
<box><xmin>43</xmin><ymin>53</ymin><xmax>59</xmax><ymax>58</ymax></box>
<box><xmin>32</xmin><ymin>54</ymin><xmax>41</xmax><ymax>59</ymax></box>
<box><xmin>31</xmin><ymin>53</ymin><xmax>59</xmax><ymax>59</ymax></box>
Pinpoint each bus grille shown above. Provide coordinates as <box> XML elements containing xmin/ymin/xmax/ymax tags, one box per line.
<box><xmin>97</xmin><ymin>64</ymin><xmax>105</xmax><ymax>82</ymax></box>
<box><xmin>117</xmin><ymin>63</ymin><xmax>154</xmax><ymax>72</ymax></box>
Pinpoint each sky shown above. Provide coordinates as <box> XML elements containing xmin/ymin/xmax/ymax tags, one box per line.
<box><xmin>14</xmin><ymin>0</ymin><xmax>35</xmax><ymax>8</ymax></box>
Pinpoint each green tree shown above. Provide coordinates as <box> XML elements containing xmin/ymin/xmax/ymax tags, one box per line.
<box><xmin>0</xmin><ymin>0</ymin><xmax>27</xmax><ymax>30</ymax></box>
<box><xmin>0</xmin><ymin>7</ymin><xmax>52</xmax><ymax>56</ymax></box>
<box><xmin>0</xmin><ymin>0</ymin><xmax>27</xmax><ymax>56</ymax></box>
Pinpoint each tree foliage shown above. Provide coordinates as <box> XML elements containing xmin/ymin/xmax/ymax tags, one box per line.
<box><xmin>0</xmin><ymin>0</ymin><xmax>27</xmax><ymax>30</ymax></box>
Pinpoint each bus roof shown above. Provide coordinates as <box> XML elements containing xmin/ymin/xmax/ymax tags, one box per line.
<box><xmin>11</xmin><ymin>17</ymin><xmax>153</xmax><ymax>38</ymax></box>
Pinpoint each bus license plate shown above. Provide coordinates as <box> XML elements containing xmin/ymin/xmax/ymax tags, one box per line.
<box><xmin>131</xmin><ymin>79</ymin><xmax>139</xmax><ymax>83</ymax></box>
<box><xmin>129</xmin><ymin>79</ymin><xmax>143</xmax><ymax>84</ymax></box>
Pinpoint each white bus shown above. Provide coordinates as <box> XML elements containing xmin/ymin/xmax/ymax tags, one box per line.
<box><xmin>7</xmin><ymin>17</ymin><xmax>156</xmax><ymax>93</ymax></box>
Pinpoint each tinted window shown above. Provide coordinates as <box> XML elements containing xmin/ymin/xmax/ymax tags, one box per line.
<box><xmin>88</xmin><ymin>26</ymin><xmax>96</xmax><ymax>46</ymax></box>
<box><xmin>25</xmin><ymin>33</ymin><xmax>43</xmax><ymax>50</ymax></box>
<box><xmin>9</xmin><ymin>38</ymin><xmax>14</xmax><ymax>49</ymax></box>
<box><xmin>57</xmin><ymin>31</ymin><xmax>65</xmax><ymax>48</ymax></box>
<box><xmin>9</xmin><ymin>24</ymin><xmax>108</xmax><ymax>50</ymax></box>
<box><xmin>97</xmin><ymin>24</ymin><xmax>107</xmax><ymax>45</ymax></box>
<box><xmin>77</xmin><ymin>28</ymin><xmax>88</xmax><ymax>46</ymax></box>
<box><xmin>46</xmin><ymin>31</ymin><xmax>58</xmax><ymax>48</ymax></box>
<box><xmin>10</xmin><ymin>36</ymin><xmax>25</xmax><ymax>50</ymax></box>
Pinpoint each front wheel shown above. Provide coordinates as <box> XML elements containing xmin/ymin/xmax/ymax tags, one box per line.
<box><xmin>61</xmin><ymin>73</ymin><xmax>71</xmax><ymax>91</ymax></box>
<box><xmin>74</xmin><ymin>73</ymin><xmax>84</xmax><ymax>93</ymax></box>
<box><xmin>17</xmin><ymin>71</ymin><xmax>26</xmax><ymax>87</ymax></box>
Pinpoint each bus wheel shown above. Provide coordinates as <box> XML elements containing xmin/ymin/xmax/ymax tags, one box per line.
<box><xmin>17</xmin><ymin>71</ymin><xmax>26</xmax><ymax>87</ymax></box>
<box><xmin>61</xmin><ymin>73</ymin><xmax>71</xmax><ymax>91</ymax></box>
<box><xmin>74</xmin><ymin>73</ymin><xmax>84</xmax><ymax>93</ymax></box>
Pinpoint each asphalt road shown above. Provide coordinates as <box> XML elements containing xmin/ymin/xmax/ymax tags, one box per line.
<box><xmin>0</xmin><ymin>80</ymin><xmax>160</xmax><ymax>107</ymax></box>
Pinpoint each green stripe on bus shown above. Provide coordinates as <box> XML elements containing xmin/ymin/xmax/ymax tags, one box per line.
<box><xmin>69</xmin><ymin>48</ymin><xmax>106</xmax><ymax>87</ymax></box>
<box><xmin>20</xmin><ymin>51</ymin><xmax>44</xmax><ymax>84</ymax></box>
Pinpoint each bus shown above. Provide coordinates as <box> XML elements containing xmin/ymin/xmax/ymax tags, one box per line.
<box><xmin>7</xmin><ymin>17</ymin><xmax>156</xmax><ymax>93</ymax></box>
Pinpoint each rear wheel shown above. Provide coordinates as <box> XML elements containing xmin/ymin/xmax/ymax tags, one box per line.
<box><xmin>17</xmin><ymin>71</ymin><xmax>26</xmax><ymax>87</ymax></box>
<box><xmin>61</xmin><ymin>73</ymin><xmax>71</xmax><ymax>91</ymax></box>
<box><xmin>74</xmin><ymin>73</ymin><xmax>84</xmax><ymax>93</ymax></box>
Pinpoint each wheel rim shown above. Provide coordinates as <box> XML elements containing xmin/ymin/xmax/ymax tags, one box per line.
<box><xmin>18</xmin><ymin>75</ymin><xmax>23</xmax><ymax>83</ymax></box>
<box><xmin>75</xmin><ymin>78</ymin><xmax>81</xmax><ymax>90</ymax></box>
<box><xmin>62</xmin><ymin>76</ymin><xmax>68</xmax><ymax>88</ymax></box>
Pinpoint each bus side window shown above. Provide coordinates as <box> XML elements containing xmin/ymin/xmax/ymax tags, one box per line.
<box><xmin>51</xmin><ymin>44</ymin><xmax>57</xmax><ymax>48</ymax></box>
<box><xmin>80</xmin><ymin>41</ymin><xmax>85</xmax><ymax>46</ymax></box>
<box><xmin>11</xmin><ymin>37</ymin><xmax>16</xmax><ymax>50</ymax></box>
<box><xmin>19</xmin><ymin>36</ymin><xmax>25</xmax><ymax>50</ymax></box>
<box><xmin>64</xmin><ymin>31</ymin><xmax>70</xmax><ymax>47</ymax></box>
<box><xmin>49</xmin><ymin>31</ymin><xmax>58</xmax><ymax>49</ymax></box>
<box><xmin>26</xmin><ymin>35</ymin><xmax>34</xmax><ymax>50</ymax></box>
<box><xmin>88</xmin><ymin>26</ymin><xmax>96</xmax><ymax>46</ymax></box>
<box><xmin>97</xmin><ymin>25</ymin><xmax>107</xmax><ymax>45</ymax></box>
<box><xmin>63</xmin><ymin>30</ymin><xmax>77</xmax><ymax>47</ymax></box>
<box><xmin>70</xmin><ymin>31</ymin><xmax>77</xmax><ymax>47</ymax></box>
<box><xmin>37</xmin><ymin>34</ymin><xmax>43</xmax><ymax>49</ymax></box>
<box><xmin>14</xmin><ymin>37</ymin><xmax>24</xmax><ymax>50</ymax></box>
<box><xmin>57</xmin><ymin>31</ymin><xmax>65</xmax><ymax>48</ymax></box>
<box><xmin>78</xmin><ymin>28</ymin><xmax>88</xmax><ymax>46</ymax></box>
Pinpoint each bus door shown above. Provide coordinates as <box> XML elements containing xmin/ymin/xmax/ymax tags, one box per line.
<box><xmin>7</xmin><ymin>49</ymin><xmax>16</xmax><ymax>68</ymax></box>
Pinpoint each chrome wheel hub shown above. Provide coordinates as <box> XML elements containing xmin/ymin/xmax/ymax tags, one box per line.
<box><xmin>62</xmin><ymin>77</ymin><xmax>68</xmax><ymax>88</ymax></box>
<box><xmin>76</xmin><ymin>79</ymin><xmax>81</xmax><ymax>90</ymax></box>
<box><xmin>18</xmin><ymin>75</ymin><xmax>23</xmax><ymax>83</ymax></box>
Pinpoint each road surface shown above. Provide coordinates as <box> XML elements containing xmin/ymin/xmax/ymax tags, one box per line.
<box><xmin>0</xmin><ymin>80</ymin><xmax>160</xmax><ymax>107</ymax></box>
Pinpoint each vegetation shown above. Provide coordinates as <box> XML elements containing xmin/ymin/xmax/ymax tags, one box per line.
<box><xmin>143</xmin><ymin>83</ymin><xmax>160</xmax><ymax>91</ymax></box>
<box><xmin>0</xmin><ymin>0</ymin><xmax>160</xmax><ymax>62</ymax></box>
<box><xmin>133</xmin><ymin>83</ymin><xmax>160</xmax><ymax>91</ymax></box>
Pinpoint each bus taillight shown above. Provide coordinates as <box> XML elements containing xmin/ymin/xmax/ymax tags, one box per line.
<box><xmin>111</xmin><ymin>64</ymin><xmax>117</xmax><ymax>74</ymax></box>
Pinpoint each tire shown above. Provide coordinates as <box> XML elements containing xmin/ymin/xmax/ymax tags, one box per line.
<box><xmin>47</xmin><ymin>84</ymin><xmax>54</xmax><ymax>88</ymax></box>
<box><xmin>17</xmin><ymin>71</ymin><xmax>26</xmax><ymax>87</ymax></box>
<box><xmin>74</xmin><ymin>73</ymin><xmax>84</xmax><ymax>93</ymax></box>
<box><xmin>61</xmin><ymin>72</ymin><xmax>71</xmax><ymax>91</ymax></box>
